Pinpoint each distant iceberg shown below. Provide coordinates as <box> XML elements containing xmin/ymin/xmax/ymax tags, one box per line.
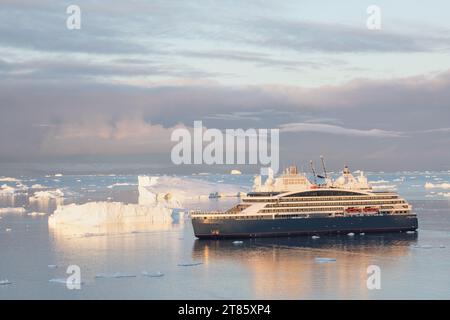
<box><xmin>424</xmin><ymin>182</ymin><xmax>450</xmax><ymax>190</ymax></box>
<box><xmin>372</xmin><ymin>184</ymin><xmax>397</xmax><ymax>191</ymax></box>
<box><xmin>29</xmin><ymin>189</ymin><xmax>64</xmax><ymax>211</ymax></box>
<box><xmin>0</xmin><ymin>207</ymin><xmax>26</xmax><ymax>214</ymax></box>
<box><xmin>0</xmin><ymin>279</ymin><xmax>12</xmax><ymax>285</ymax></box>
<box><xmin>29</xmin><ymin>189</ymin><xmax>64</xmax><ymax>201</ymax></box>
<box><xmin>137</xmin><ymin>175</ymin><xmax>245</xmax><ymax>207</ymax></box>
<box><xmin>0</xmin><ymin>184</ymin><xmax>17</xmax><ymax>195</ymax></box>
<box><xmin>27</xmin><ymin>211</ymin><xmax>47</xmax><ymax>217</ymax></box>
<box><xmin>0</xmin><ymin>177</ymin><xmax>20</xmax><ymax>182</ymax></box>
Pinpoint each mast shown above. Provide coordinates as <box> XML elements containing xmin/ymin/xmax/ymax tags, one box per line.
<box><xmin>320</xmin><ymin>155</ymin><xmax>328</xmax><ymax>179</ymax></box>
<box><xmin>310</xmin><ymin>160</ymin><xmax>317</xmax><ymax>185</ymax></box>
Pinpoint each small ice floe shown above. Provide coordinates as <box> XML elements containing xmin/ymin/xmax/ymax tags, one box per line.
<box><xmin>31</xmin><ymin>184</ymin><xmax>47</xmax><ymax>189</ymax></box>
<box><xmin>177</xmin><ymin>262</ymin><xmax>203</xmax><ymax>267</ymax></box>
<box><xmin>49</xmin><ymin>278</ymin><xmax>67</xmax><ymax>284</ymax></box>
<box><xmin>311</xmin><ymin>235</ymin><xmax>320</xmax><ymax>239</ymax></box>
<box><xmin>411</xmin><ymin>245</ymin><xmax>445</xmax><ymax>249</ymax></box>
<box><xmin>347</xmin><ymin>232</ymin><xmax>355</xmax><ymax>236</ymax></box>
<box><xmin>315</xmin><ymin>257</ymin><xmax>336</xmax><ymax>263</ymax></box>
<box><xmin>48</xmin><ymin>265</ymin><xmax>58</xmax><ymax>269</ymax></box>
<box><xmin>0</xmin><ymin>279</ymin><xmax>12</xmax><ymax>285</ymax></box>
<box><xmin>0</xmin><ymin>207</ymin><xmax>26</xmax><ymax>214</ymax></box>
<box><xmin>107</xmin><ymin>183</ymin><xmax>136</xmax><ymax>189</ymax></box>
<box><xmin>232</xmin><ymin>240</ymin><xmax>244</xmax><ymax>245</ymax></box>
<box><xmin>27</xmin><ymin>212</ymin><xmax>47</xmax><ymax>217</ymax></box>
<box><xmin>82</xmin><ymin>232</ymin><xmax>106</xmax><ymax>238</ymax></box>
<box><xmin>5</xmin><ymin>228</ymin><xmax>12</xmax><ymax>232</ymax></box>
<box><xmin>95</xmin><ymin>273</ymin><xmax>137</xmax><ymax>279</ymax></box>
<box><xmin>141</xmin><ymin>271</ymin><xmax>164</xmax><ymax>278</ymax></box>
<box><xmin>406</xmin><ymin>230</ymin><xmax>416</xmax><ymax>234</ymax></box>
<box><xmin>359</xmin><ymin>233</ymin><xmax>365</xmax><ymax>236</ymax></box>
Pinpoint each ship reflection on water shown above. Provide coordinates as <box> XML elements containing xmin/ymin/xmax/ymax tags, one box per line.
<box><xmin>192</xmin><ymin>233</ymin><xmax>418</xmax><ymax>299</ymax></box>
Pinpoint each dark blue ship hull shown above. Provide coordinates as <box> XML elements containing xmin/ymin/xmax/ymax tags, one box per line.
<box><xmin>192</xmin><ymin>214</ymin><xmax>418</xmax><ymax>239</ymax></box>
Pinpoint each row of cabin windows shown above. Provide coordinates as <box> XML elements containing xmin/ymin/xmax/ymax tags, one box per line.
<box><xmin>243</xmin><ymin>195</ymin><xmax>399</xmax><ymax>203</ymax></box>
<box><xmin>279</xmin><ymin>195</ymin><xmax>399</xmax><ymax>202</ymax></box>
<box><xmin>265</xmin><ymin>200</ymin><xmax>405</xmax><ymax>208</ymax></box>
<box><xmin>260</xmin><ymin>207</ymin><xmax>344</xmax><ymax>213</ymax></box>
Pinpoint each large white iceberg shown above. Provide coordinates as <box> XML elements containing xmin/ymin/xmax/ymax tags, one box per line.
<box><xmin>137</xmin><ymin>175</ymin><xmax>245</xmax><ymax>207</ymax></box>
<box><xmin>49</xmin><ymin>201</ymin><xmax>172</xmax><ymax>227</ymax></box>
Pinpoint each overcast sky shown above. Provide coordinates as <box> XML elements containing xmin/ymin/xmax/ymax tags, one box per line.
<box><xmin>1</xmin><ymin>0</ymin><xmax>450</xmax><ymax>173</ymax></box>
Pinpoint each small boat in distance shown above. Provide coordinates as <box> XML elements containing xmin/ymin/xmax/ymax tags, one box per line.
<box><xmin>191</xmin><ymin>160</ymin><xmax>418</xmax><ymax>239</ymax></box>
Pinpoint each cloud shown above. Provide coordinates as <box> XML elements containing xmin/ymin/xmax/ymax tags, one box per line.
<box><xmin>279</xmin><ymin>123</ymin><xmax>406</xmax><ymax>138</ymax></box>
<box><xmin>40</xmin><ymin>117</ymin><xmax>186</xmax><ymax>156</ymax></box>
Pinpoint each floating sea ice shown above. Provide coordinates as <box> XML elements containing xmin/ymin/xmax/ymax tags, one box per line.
<box><xmin>48</xmin><ymin>278</ymin><xmax>67</xmax><ymax>284</ymax></box>
<box><xmin>31</xmin><ymin>184</ymin><xmax>47</xmax><ymax>189</ymax></box>
<box><xmin>141</xmin><ymin>271</ymin><xmax>164</xmax><ymax>278</ymax></box>
<box><xmin>406</xmin><ymin>231</ymin><xmax>416</xmax><ymax>234</ymax></box>
<box><xmin>28</xmin><ymin>212</ymin><xmax>47</xmax><ymax>217</ymax></box>
<box><xmin>347</xmin><ymin>232</ymin><xmax>355</xmax><ymax>236</ymax></box>
<box><xmin>0</xmin><ymin>207</ymin><xmax>26</xmax><ymax>214</ymax></box>
<box><xmin>95</xmin><ymin>273</ymin><xmax>137</xmax><ymax>279</ymax></box>
<box><xmin>315</xmin><ymin>257</ymin><xmax>336</xmax><ymax>263</ymax></box>
<box><xmin>232</xmin><ymin>240</ymin><xmax>244</xmax><ymax>245</ymax></box>
<box><xmin>0</xmin><ymin>279</ymin><xmax>12</xmax><ymax>285</ymax></box>
<box><xmin>411</xmin><ymin>245</ymin><xmax>445</xmax><ymax>249</ymax></box>
<box><xmin>359</xmin><ymin>233</ymin><xmax>365</xmax><ymax>236</ymax></box>
<box><xmin>424</xmin><ymin>182</ymin><xmax>450</xmax><ymax>189</ymax></box>
<box><xmin>107</xmin><ymin>183</ymin><xmax>136</xmax><ymax>189</ymax></box>
<box><xmin>178</xmin><ymin>262</ymin><xmax>203</xmax><ymax>267</ymax></box>
<box><xmin>5</xmin><ymin>228</ymin><xmax>12</xmax><ymax>232</ymax></box>
<box><xmin>311</xmin><ymin>235</ymin><xmax>320</xmax><ymax>239</ymax></box>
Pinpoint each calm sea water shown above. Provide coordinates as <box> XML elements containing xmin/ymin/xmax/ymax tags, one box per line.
<box><xmin>0</xmin><ymin>172</ymin><xmax>449</xmax><ymax>299</ymax></box>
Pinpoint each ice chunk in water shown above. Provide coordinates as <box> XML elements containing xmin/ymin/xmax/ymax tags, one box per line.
<box><xmin>232</xmin><ymin>241</ymin><xmax>243</xmax><ymax>245</ymax></box>
<box><xmin>347</xmin><ymin>232</ymin><xmax>355</xmax><ymax>236</ymax></box>
<box><xmin>178</xmin><ymin>262</ymin><xmax>203</xmax><ymax>267</ymax></box>
<box><xmin>49</xmin><ymin>278</ymin><xmax>67</xmax><ymax>284</ymax></box>
<box><xmin>141</xmin><ymin>271</ymin><xmax>164</xmax><ymax>278</ymax></box>
<box><xmin>0</xmin><ymin>279</ymin><xmax>12</xmax><ymax>285</ymax></box>
<box><xmin>0</xmin><ymin>207</ymin><xmax>26</xmax><ymax>214</ymax></box>
<box><xmin>311</xmin><ymin>235</ymin><xmax>320</xmax><ymax>239</ymax></box>
<box><xmin>315</xmin><ymin>257</ymin><xmax>337</xmax><ymax>263</ymax></box>
<box><xmin>95</xmin><ymin>273</ymin><xmax>136</xmax><ymax>279</ymax></box>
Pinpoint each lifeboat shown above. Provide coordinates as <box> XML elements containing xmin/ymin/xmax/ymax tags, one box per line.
<box><xmin>363</xmin><ymin>207</ymin><xmax>379</xmax><ymax>213</ymax></box>
<box><xmin>345</xmin><ymin>207</ymin><xmax>362</xmax><ymax>213</ymax></box>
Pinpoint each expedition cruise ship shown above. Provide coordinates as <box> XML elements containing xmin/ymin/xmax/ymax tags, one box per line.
<box><xmin>191</xmin><ymin>163</ymin><xmax>418</xmax><ymax>239</ymax></box>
